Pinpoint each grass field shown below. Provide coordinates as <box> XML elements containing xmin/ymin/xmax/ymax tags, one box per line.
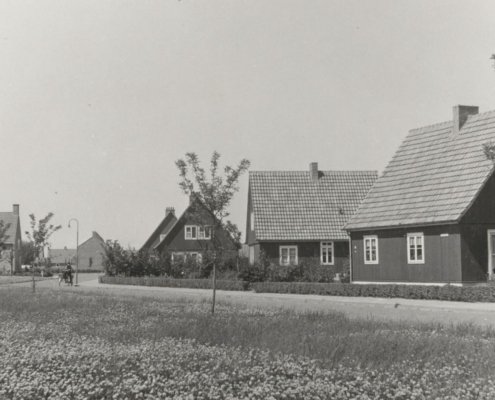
<box><xmin>1</xmin><ymin>287</ymin><xmax>495</xmax><ymax>399</ymax></box>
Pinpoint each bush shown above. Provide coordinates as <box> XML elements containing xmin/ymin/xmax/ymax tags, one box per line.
<box><xmin>99</xmin><ymin>275</ymin><xmax>245</xmax><ymax>291</ymax></box>
<box><xmin>250</xmin><ymin>282</ymin><xmax>495</xmax><ymax>302</ymax></box>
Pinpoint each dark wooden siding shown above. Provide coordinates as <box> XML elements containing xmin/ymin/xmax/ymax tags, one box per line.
<box><xmin>461</xmin><ymin>172</ymin><xmax>495</xmax><ymax>224</ymax></box>
<box><xmin>459</xmin><ymin>171</ymin><xmax>495</xmax><ymax>281</ymax></box>
<box><xmin>159</xmin><ymin>200</ymin><xmax>237</xmax><ymax>257</ymax></box>
<box><xmin>351</xmin><ymin>225</ymin><xmax>462</xmax><ymax>283</ymax></box>
<box><xmin>259</xmin><ymin>241</ymin><xmax>348</xmax><ymax>272</ymax></box>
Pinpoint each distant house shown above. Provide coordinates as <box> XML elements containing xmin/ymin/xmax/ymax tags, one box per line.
<box><xmin>0</xmin><ymin>204</ymin><xmax>22</xmax><ymax>274</ymax></box>
<box><xmin>346</xmin><ymin>105</ymin><xmax>495</xmax><ymax>284</ymax></box>
<box><xmin>49</xmin><ymin>247</ymin><xmax>76</xmax><ymax>267</ymax></box>
<box><xmin>78</xmin><ymin>231</ymin><xmax>106</xmax><ymax>271</ymax></box>
<box><xmin>246</xmin><ymin>163</ymin><xmax>378</xmax><ymax>273</ymax></box>
<box><xmin>146</xmin><ymin>196</ymin><xmax>238</xmax><ymax>262</ymax></box>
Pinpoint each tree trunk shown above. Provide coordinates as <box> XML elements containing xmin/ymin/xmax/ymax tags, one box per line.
<box><xmin>32</xmin><ymin>265</ymin><xmax>35</xmax><ymax>293</ymax></box>
<box><xmin>211</xmin><ymin>262</ymin><xmax>216</xmax><ymax>314</ymax></box>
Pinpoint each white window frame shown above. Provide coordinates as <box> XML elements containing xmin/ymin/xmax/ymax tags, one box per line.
<box><xmin>279</xmin><ymin>245</ymin><xmax>298</xmax><ymax>266</ymax></box>
<box><xmin>407</xmin><ymin>233</ymin><xmax>424</xmax><ymax>264</ymax></box>
<box><xmin>363</xmin><ymin>235</ymin><xmax>378</xmax><ymax>264</ymax></box>
<box><xmin>171</xmin><ymin>252</ymin><xmax>202</xmax><ymax>263</ymax></box>
<box><xmin>198</xmin><ymin>226</ymin><xmax>211</xmax><ymax>240</ymax></box>
<box><xmin>320</xmin><ymin>241</ymin><xmax>334</xmax><ymax>265</ymax></box>
<box><xmin>185</xmin><ymin>226</ymin><xmax>197</xmax><ymax>240</ymax></box>
<box><xmin>185</xmin><ymin>225</ymin><xmax>211</xmax><ymax>240</ymax></box>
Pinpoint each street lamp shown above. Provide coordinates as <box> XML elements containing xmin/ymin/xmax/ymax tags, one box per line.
<box><xmin>68</xmin><ymin>218</ymin><xmax>79</xmax><ymax>286</ymax></box>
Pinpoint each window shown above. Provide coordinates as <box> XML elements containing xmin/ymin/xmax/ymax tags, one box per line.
<box><xmin>320</xmin><ymin>242</ymin><xmax>334</xmax><ymax>265</ymax></box>
<box><xmin>198</xmin><ymin>226</ymin><xmax>211</xmax><ymax>240</ymax></box>
<box><xmin>171</xmin><ymin>252</ymin><xmax>202</xmax><ymax>263</ymax></box>
<box><xmin>185</xmin><ymin>225</ymin><xmax>211</xmax><ymax>240</ymax></box>
<box><xmin>185</xmin><ymin>226</ymin><xmax>197</xmax><ymax>240</ymax></box>
<box><xmin>407</xmin><ymin>233</ymin><xmax>424</xmax><ymax>264</ymax></box>
<box><xmin>159</xmin><ymin>234</ymin><xmax>166</xmax><ymax>242</ymax></box>
<box><xmin>280</xmin><ymin>246</ymin><xmax>298</xmax><ymax>266</ymax></box>
<box><xmin>250</xmin><ymin>212</ymin><xmax>255</xmax><ymax>231</ymax></box>
<box><xmin>364</xmin><ymin>235</ymin><xmax>378</xmax><ymax>264</ymax></box>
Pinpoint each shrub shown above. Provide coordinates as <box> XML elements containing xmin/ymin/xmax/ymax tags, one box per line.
<box><xmin>99</xmin><ymin>275</ymin><xmax>245</xmax><ymax>291</ymax></box>
<box><xmin>251</xmin><ymin>281</ymin><xmax>495</xmax><ymax>303</ymax></box>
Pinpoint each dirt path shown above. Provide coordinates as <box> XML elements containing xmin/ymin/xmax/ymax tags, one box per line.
<box><xmin>6</xmin><ymin>275</ymin><xmax>495</xmax><ymax>328</ymax></box>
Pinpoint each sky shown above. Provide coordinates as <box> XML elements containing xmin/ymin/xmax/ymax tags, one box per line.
<box><xmin>1</xmin><ymin>0</ymin><xmax>495</xmax><ymax>249</ymax></box>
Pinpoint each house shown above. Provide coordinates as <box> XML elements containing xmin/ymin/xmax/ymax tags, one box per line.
<box><xmin>49</xmin><ymin>247</ymin><xmax>76</xmax><ymax>267</ymax></box>
<box><xmin>345</xmin><ymin>105</ymin><xmax>495</xmax><ymax>285</ymax></box>
<box><xmin>140</xmin><ymin>207</ymin><xmax>178</xmax><ymax>252</ymax></box>
<box><xmin>145</xmin><ymin>196</ymin><xmax>238</xmax><ymax>262</ymax></box>
<box><xmin>77</xmin><ymin>231</ymin><xmax>106</xmax><ymax>271</ymax></box>
<box><xmin>0</xmin><ymin>204</ymin><xmax>22</xmax><ymax>274</ymax></box>
<box><xmin>246</xmin><ymin>163</ymin><xmax>378</xmax><ymax>273</ymax></box>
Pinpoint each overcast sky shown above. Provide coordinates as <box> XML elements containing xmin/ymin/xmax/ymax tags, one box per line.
<box><xmin>1</xmin><ymin>0</ymin><xmax>495</xmax><ymax>249</ymax></box>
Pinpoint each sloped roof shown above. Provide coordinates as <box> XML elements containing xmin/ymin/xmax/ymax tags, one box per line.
<box><xmin>346</xmin><ymin>108</ymin><xmax>495</xmax><ymax>230</ymax></box>
<box><xmin>0</xmin><ymin>212</ymin><xmax>19</xmax><ymax>245</ymax></box>
<box><xmin>141</xmin><ymin>211</ymin><xmax>177</xmax><ymax>251</ymax></box>
<box><xmin>250</xmin><ymin>170</ymin><xmax>378</xmax><ymax>241</ymax></box>
<box><xmin>79</xmin><ymin>231</ymin><xmax>106</xmax><ymax>248</ymax></box>
<box><xmin>49</xmin><ymin>248</ymin><xmax>76</xmax><ymax>264</ymax></box>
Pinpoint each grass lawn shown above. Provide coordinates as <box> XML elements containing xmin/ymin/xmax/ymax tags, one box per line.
<box><xmin>1</xmin><ymin>288</ymin><xmax>495</xmax><ymax>399</ymax></box>
<box><xmin>0</xmin><ymin>275</ymin><xmax>51</xmax><ymax>285</ymax></box>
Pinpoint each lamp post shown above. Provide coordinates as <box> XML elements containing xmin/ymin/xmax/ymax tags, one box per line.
<box><xmin>68</xmin><ymin>218</ymin><xmax>79</xmax><ymax>286</ymax></box>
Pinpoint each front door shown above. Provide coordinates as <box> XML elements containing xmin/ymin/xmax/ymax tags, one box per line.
<box><xmin>487</xmin><ymin>230</ymin><xmax>495</xmax><ymax>279</ymax></box>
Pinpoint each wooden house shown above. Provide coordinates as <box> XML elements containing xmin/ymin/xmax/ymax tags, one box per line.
<box><xmin>246</xmin><ymin>163</ymin><xmax>377</xmax><ymax>272</ymax></box>
<box><xmin>0</xmin><ymin>204</ymin><xmax>22</xmax><ymax>274</ymax></box>
<box><xmin>140</xmin><ymin>207</ymin><xmax>177</xmax><ymax>252</ymax></box>
<box><xmin>146</xmin><ymin>196</ymin><xmax>238</xmax><ymax>262</ymax></box>
<box><xmin>346</xmin><ymin>105</ymin><xmax>495</xmax><ymax>284</ymax></box>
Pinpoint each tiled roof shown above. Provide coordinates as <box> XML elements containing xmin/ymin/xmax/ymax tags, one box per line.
<box><xmin>0</xmin><ymin>212</ymin><xmax>18</xmax><ymax>245</ymax></box>
<box><xmin>250</xmin><ymin>170</ymin><xmax>378</xmax><ymax>241</ymax></box>
<box><xmin>49</xmin><ymin>248</ymin><xmax>76</xmax><ymax>264</ymax></box>
<box><xmin>346</xmin><ymin>109</ymin><xmax>495</xmax><ymax>230</ymax></box>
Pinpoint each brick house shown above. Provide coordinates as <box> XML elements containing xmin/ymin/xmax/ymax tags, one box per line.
<box><xmin>77</xmin><ymin>231</ymin><xmax>106</xmax><ymax>271</ymax></box>
<box><xmin>246</xmin><ymin>163</ymin><xmax>377</xmax><ymax>274</ymax></box>
<box><xmin>0</xmin><ymin>204</ymin><xmax>22</xmax><ymax>274</ymax></box>
<box><xmin>346</xmin><ymin>105</ymin><xmax>495</xmax><ymax>284</ymax></box>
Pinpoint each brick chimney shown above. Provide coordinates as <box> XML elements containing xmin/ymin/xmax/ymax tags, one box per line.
<box><xmin>309</xmin><ymin>162</ymin><xmax>319</xmax><ymax>181</ymax></box>
<box><xmin>165</xmin><ymin>207</ymin><xmax>175</xmax><ymax>216</ymax></box>
<box><xmin>453</xmin><ymin>105</ymin><xmax>478</xmax><ymax>135</ymax></box>
<box><xmin>12</xmin><ymin>204</ymin><xmax>19</xmax><ymax>215</ymax></box>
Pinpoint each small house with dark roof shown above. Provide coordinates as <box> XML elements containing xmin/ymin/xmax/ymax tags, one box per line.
<box><xmin>246</xmin><ymin>163</ymin><xmax>378</xmax><ymax>273</ymax></box>
<box><xmin>0</xmin><ymin>204</ymin><xmax>22</xmax><ymax>274</ymax></box>
<box><xmin>145</xmin><ymin>197</ymin><xmax>238</xmax><ymax>262</ymax></box>
<box><xmin>346</xmin><ymin>105</ymin><xmax>495</xmax><ymax>284</ymax></box>
<box><xmin>140</xmin><ymin>207</ymin><xmax>178</xmax><ymax>252</ymax></box>
<box><xmin>48</xmin><ymin>247</ymin><xmax>76</xmax><ymax>266</ymax></box>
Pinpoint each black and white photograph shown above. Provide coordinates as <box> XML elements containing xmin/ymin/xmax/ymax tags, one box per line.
<box><xmin>2</xmin><ymin>1</ymin><xmax>495</xmax><ymax>398</ymax></box>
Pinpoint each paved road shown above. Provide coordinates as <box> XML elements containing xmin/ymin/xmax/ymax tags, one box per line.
<box><xmin>6</xmin><ymin>274</ymin><xmax>495</xmax><ymax>328</ymax></box>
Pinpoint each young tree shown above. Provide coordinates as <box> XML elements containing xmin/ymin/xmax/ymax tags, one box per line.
<box><xmin>25</xmin><ymin>213</ymin><xmax>61</xmax><ymax>291</ymax></box>
<box><xmin>19</xmin><ymin>241</ymin><xmax>37</xmax><ymax>266</ymax></box>
<box><xmin>176</xmin><ymin>151</ymin><xmax>250</xmax><ymax>314</ymax></box>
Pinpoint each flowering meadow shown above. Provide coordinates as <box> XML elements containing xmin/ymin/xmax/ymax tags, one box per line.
<box><xmin>1</xmin><ymin>288</ymin><xmax>495</xmax><ymax>399</ymax></box>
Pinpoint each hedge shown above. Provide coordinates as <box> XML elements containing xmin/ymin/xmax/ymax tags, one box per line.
<box><xmin>99</xmin><ymin>275</ymin><xmax>246</xmax><ymax>291</ymax></box>
<box><xmin>251</xmin><ymin>281</ymin><xmax>495</xmax><ymax>302</ymax></box>
<box><xmin>99</xmin><ymin>276</ymin><xmax>495</xmax><ymax>302</ymax></box>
